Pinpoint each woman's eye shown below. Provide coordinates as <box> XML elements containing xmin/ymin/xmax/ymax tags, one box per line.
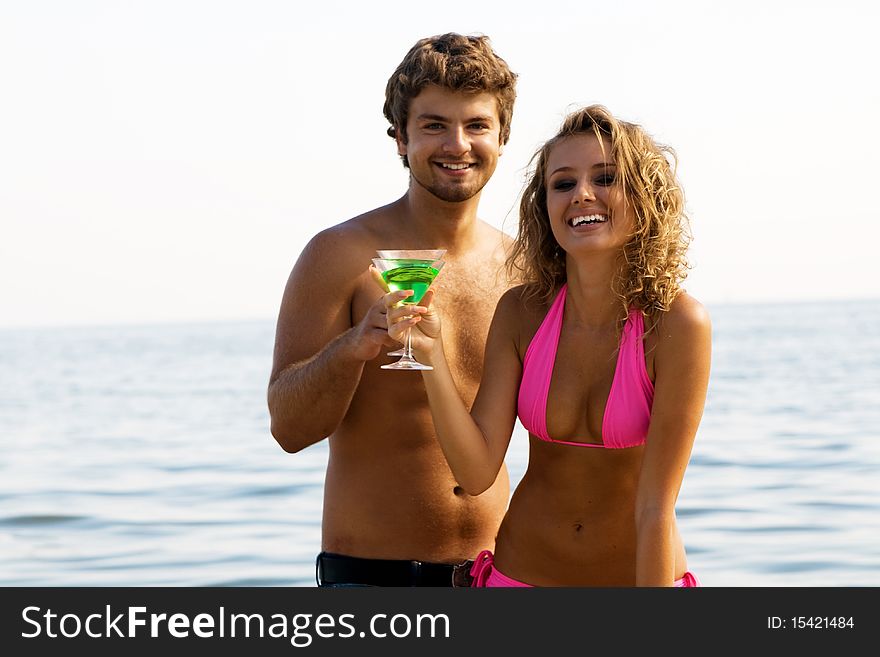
<box><xmin>595</xmin><ymin>174</ymin><xmax>615</xmax><ymax>186</ymax></box>
<box><xmin>552</xmin><ymin>180</ymin><xmax>575</xmax><ymax>191</ymax></box>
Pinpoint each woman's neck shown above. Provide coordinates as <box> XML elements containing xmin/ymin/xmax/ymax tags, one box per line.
<box><xmin>563</xmin><ymin>253</ymin><xmax>625</xmax><ymax>329</ymax></box>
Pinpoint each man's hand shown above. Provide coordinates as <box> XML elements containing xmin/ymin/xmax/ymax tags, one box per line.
<box><xmin>348</xmin><ymin>291</ymin><xmax>401</xmax><ymax>362</ymax></box>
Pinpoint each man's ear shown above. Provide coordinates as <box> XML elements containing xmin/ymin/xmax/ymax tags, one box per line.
<box><xmin>395</xmin><ymin>128</ymin><xmax>407</xmax><ymax>157</ymax></box>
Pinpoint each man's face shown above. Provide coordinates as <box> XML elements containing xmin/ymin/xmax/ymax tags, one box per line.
<box><xmin>397</xmin><ymin>84</ymin><xmax>503</xmax><ymax>203</ymax></box>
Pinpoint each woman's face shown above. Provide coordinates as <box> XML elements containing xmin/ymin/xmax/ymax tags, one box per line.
<box><xmin>544</xmin><ymin>133</ymin><xmax>634</xmax><ymax>257</ymax></box>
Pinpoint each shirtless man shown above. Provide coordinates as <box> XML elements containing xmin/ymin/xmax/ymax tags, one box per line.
<box><xmin>267</xmin><ymin>33</ymin><xmax>518</xmax><ymax>586</ymax></box>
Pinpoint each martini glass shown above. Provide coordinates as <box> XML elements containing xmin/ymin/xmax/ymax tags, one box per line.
<box><xmin>376</xmin><ymin>250</ymin><xmax>446</xmax><ymax>358</ymax></box>
<box><xmin>373</xmin><ymin>250</ymin><xmax>445</xmax><ymax>370</ymax></box>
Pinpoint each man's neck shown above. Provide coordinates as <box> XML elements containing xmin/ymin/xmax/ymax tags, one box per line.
<box><xmin>393</xmin><ymin>183</ymin><xmax>483</xmax><ymax>255</ymax></box>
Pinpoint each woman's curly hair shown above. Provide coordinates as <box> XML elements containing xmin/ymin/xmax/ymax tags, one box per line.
<box><xmin>508</xmin><ymin>105</ymin><xmax>691</xmax><ymax>333</ymax></box>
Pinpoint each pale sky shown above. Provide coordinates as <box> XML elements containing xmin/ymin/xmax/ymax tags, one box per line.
<box><xmin>2</xmin><ymin>0</ymin><xmax>878</xmax><ymax>328</ymax></box>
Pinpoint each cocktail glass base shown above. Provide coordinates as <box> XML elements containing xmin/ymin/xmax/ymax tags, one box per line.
<box><xmin>380</xmin><ymin>357</ymin><xmax>433</xmax><ymax>371</ymax></box>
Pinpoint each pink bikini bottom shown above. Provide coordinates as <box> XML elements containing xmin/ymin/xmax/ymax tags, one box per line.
<box><xmin>469</xmin><ymin>550</ymin><xmax>701</xmax><ymax>587</ymax></box>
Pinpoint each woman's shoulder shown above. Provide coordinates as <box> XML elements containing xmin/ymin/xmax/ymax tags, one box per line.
<box><xmin>491</xmin><ymin>285</ymin><xmax>558</xmax><ymax>356</ymax></box>
<box><xmin>496</xmin><ymin>284</ymin><xmax>556</xmax><ymax>317</ymax></box>
<box><xmin>654</xmin><ymin>292</ymin><xmax>712</xmax><ymax>348</ymax></box>
<box><xmin>665</xmin><ymin>292</ymin><xmax>711</xmax><ymax>330</ymax></box>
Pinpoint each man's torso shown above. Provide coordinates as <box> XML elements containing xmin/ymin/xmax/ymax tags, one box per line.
<box><xmin>320</xmin><ymin>209</ymin><xmax>514</xmax><ymax>563</ymax></box>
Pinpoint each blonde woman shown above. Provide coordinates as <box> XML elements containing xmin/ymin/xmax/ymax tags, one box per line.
<box><xmin>380</xmin><ymin>105</ymin><xmax>711</xmax><ymax>586</ymax></box>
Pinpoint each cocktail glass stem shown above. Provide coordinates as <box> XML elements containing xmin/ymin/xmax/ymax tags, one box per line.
<box><xmin>403</xmin><ymin>326</ymin><xmax>415</xmax><ymax>361</ymax></box>
<box><xmin>381</xmin><ymin>320</ymin><xmax>427</xmax><ymax>369</ymax></box>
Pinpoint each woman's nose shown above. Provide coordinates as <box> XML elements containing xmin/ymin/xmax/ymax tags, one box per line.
<box><xmin>572</xmin><ymin>183</ymin><xmax>596</xmax><ymax>204</ymax></box>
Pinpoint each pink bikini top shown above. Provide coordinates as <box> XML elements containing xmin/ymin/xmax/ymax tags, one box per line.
<box><xmin>517</xmin><ymin>284</ymin><xmax>654</xmax><ymax>449</ymax></box>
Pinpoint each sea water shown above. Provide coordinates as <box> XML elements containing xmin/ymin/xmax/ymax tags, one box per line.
<box><xmin>1</xmin><ymin>299</ymin><xmax>878</xmax><ymax>586</ymax></box>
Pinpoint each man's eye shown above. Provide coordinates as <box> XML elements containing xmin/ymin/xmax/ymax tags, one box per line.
<box><xmin>469</xmin><ymin>123</ymin><xmax>490</xmax><ymax>131</ymax></box>
<box><xmin>423</xmin><ymin>123</ymin><xmax>444</xmax><ymax>130</ymax></box>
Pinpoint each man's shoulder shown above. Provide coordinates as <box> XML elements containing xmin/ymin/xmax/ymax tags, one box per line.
<box><xmin>307</xmin><ymin>214</ymin><xmax>376</xmax><ymax>250</ymax></box>
<box><xmin>300</xmin><ymin>206</ymin><xmax>396</xmax><ymax>262</ymax></box>
<box><xmin>475</xmin><ymin>220</ymin><xmax>515</xmax><ymax>248</ymax></box>
<box><xmin>478</xmin><ymin>222</ymin><xmax>528</xmax><ymax>280</ymax></box>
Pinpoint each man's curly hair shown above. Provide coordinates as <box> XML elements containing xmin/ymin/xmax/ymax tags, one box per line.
<box><xmin>383</xmin><ymin>33</ymin><xmax>517</xmax><ymax>168</ymax></box>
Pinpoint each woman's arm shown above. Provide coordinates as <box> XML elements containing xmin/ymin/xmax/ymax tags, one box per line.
<box><xmin>386</xmin><ymin>286</ymin><xmax>524</xmax><ymax>495</ymax></box>
<box><xmin>634</xmin><ymin>293</ymin><xmax>712</xmax><ymax>586</ymax></box>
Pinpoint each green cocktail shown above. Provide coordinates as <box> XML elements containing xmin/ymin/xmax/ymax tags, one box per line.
<box><xmin>373</xmin><ymin>250</ymin><xmax>446</xmax><ymax>371</ymax></box>
<box><xmin>380</xmin><ymin>260</ymin><xmax>441</xmax><ymax>305</ymax></box>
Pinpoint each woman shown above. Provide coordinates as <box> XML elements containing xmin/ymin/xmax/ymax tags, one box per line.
<box><xmin>380</xmin><ymin>105</ymin><xmax>711</xmax><ymax>586</ymax></box>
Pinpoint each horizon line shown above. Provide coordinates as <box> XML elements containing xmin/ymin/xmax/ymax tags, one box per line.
<box><xmin>2</xmin><ymin>295</ymin><xmax>880</xmax><ymax>332</ymax></box>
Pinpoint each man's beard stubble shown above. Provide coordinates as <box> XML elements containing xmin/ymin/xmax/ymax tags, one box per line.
<box><xmin>410</xmin><ymin>169</ymin><xmax>487</xmax><ymax>204</ymax></box>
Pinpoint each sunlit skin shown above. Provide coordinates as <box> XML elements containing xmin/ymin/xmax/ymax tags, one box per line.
<box><xmin>384</xmin><ymin>131</ymin><xmax>711</xmax><ymax>585</ymax></box>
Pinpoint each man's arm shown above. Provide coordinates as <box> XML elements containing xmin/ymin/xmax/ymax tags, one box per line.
<box><xmin>267</xmin><ymin>229</ymin><xmax>392</xmax><ymax>453</ymax></box>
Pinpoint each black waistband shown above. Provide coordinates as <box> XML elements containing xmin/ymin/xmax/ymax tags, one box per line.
<box><xmin>316</xmin><ymin>551</ymin><xmax>467</xmax><ymax>587</ymax></box>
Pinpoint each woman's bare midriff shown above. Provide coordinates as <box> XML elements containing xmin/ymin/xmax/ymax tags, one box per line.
<box><xmin>493</xmin><ymin>437</ymin><xmax>687</xmax><ymax>586</ymax></box>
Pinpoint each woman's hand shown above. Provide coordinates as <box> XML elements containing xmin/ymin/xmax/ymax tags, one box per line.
<box><xmin>384</xmin><ymin>289</ymin><xmax>440</xmax><ymax>357</ymax></box>
<box><xmin>371</xmin><ymin>264</ymin><xmax>441</xmax><ymax>360</ymax></box>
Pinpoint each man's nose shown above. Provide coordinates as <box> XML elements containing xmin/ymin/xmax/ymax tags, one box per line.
<box><xmin>443</xmin><ymin>127</ymin><xmax>471</xmax><ymax>155</ymax></box>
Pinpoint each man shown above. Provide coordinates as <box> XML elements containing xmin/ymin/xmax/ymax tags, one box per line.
<box><xmin>267</xmin><ymin>33</ymin><xmax>518</xmax><ymax>587</ymax></box>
